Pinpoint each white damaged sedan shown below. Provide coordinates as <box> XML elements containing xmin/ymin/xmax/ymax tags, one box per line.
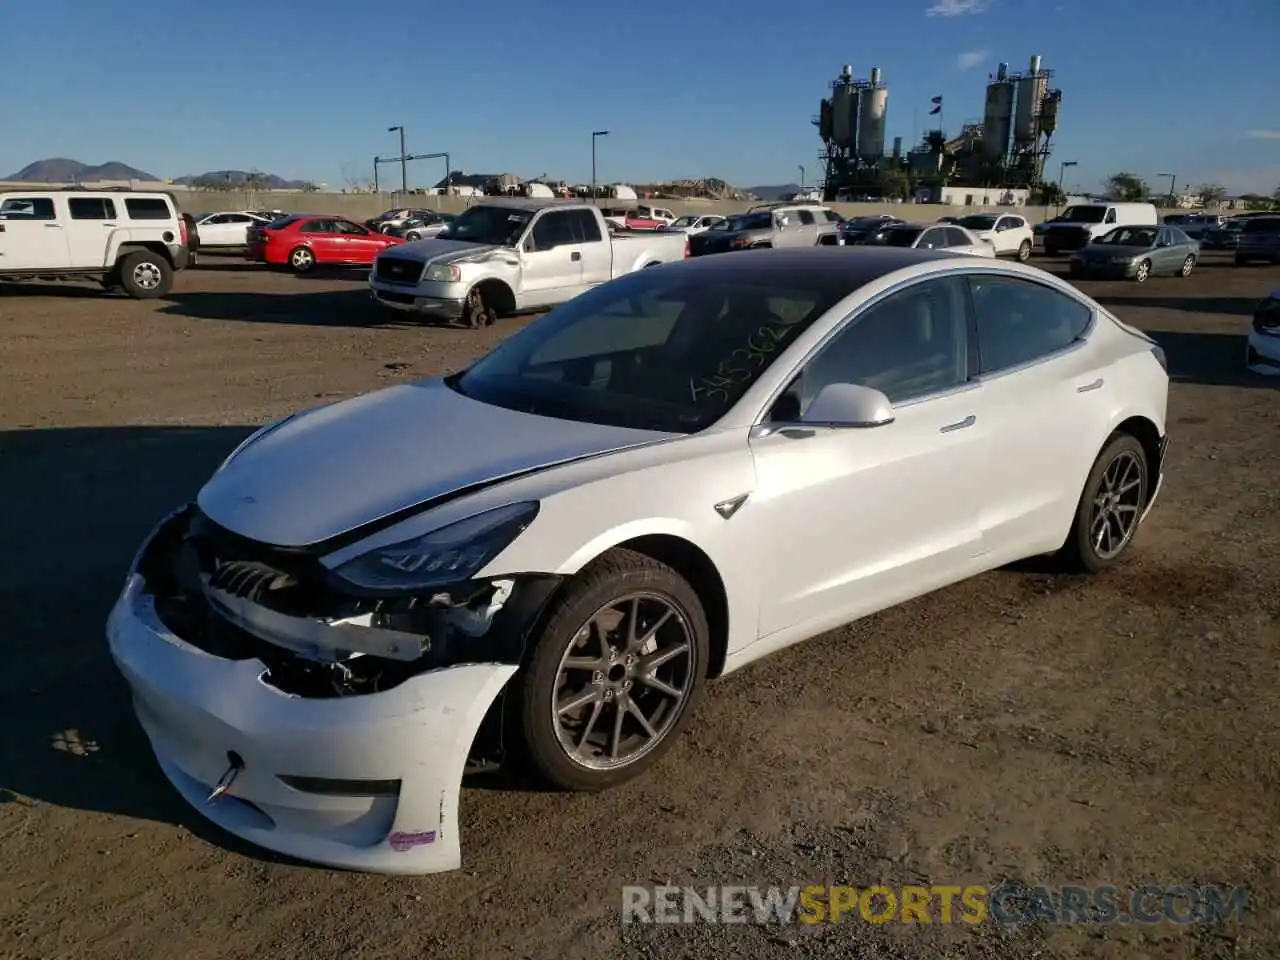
<box><xmin>108</xmin><ymin>247</ymin><xmax>1170</xmax><ymax>874</ymax></box>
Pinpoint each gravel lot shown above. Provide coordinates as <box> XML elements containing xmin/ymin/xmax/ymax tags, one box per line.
<box><xmin>2</xmin><ymin>251</ymin><xmax>1277</xmax><ymax>960</ymax></box>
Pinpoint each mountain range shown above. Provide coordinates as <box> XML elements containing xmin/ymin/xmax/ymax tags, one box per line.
<box><xmin>7</xmin><ymin>158</ymin><xmax>158</xmax><ymax>182</ymax></box>
<box><xmin>5</xmin><ymin>158</ymin><xmax>308</xmax><ymax>189</ymax></box>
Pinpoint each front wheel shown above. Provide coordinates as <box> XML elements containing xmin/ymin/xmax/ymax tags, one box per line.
<box><xmin>1133</xmin><ymin>259</ymin><xmax>1151</xmax><ymax>283</ymax></box>
<box><xmin>1179</xmin><ymin>254</ymin><xmax>1195</xmax><ymax>277</ymax></box>
<box><xmin>1060</xmin><ymin>434</ymin><xmax>1149</xmax><ymax>573</ymax></box>
<box><xmin>1016</xmin><ymin>239</ymin><xmax>1031</xmax><ymax>262</ymax></box>
<box><xmin>461</xmin><ymin>285</ymin><xmax>495</xmax><ymax>328</ymax></box>
<box><xmin>288</xmin><ymin>246</ymin><xmax>315</xmax><ymax>273</ymax></box>
<box><xmin>515</xmin><ymin>549</ymin><xmax>709</xmax><ymax>791</ymax></box>
<box><xmin>404</xmin><ymin>231</ymin><xmax>421</xmax><ymax>242</ymax></box>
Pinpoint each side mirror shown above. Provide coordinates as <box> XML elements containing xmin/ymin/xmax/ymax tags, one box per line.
<box><xmin>802</xmin><ymin>383</ymin><xmax>895</xmax><ymax>428</ymax></box>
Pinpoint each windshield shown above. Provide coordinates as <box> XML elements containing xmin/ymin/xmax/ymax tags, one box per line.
<box><xmin>442</xmin><ymin>205</ymin><xmax>533</xmax><ymax>245</ymax></box>
<box><xmin>957</xmin><ymin>215</ymin><xmax>997</xmax><ymax>230</ymax></box>
<box><xmin>731</xmin><ymin>212</ymin><xmax>773</xmax><ymax>231</ymax></box>
<box><xmin>1061</xmin><ymin>205</ymin><xmax>1108</xmax><ymax>223</ymax></box>
<box><xmin>1095</xmin><ymin>227</ymin><xmax>1156</xmax><ymax>246</ymax></box>
<box><xmin>670</xmin><ymin>216</ymin><xmax>697</xmax><ymax>228</ymax></box>
<box><xmin>453</xmin><ymin>270</ymin><xmax>843</xmax><ymax>433</ymax></box>
<box><xmin>882</xmin><ymin>226</ymin><xmax>923</xmax><ymax>247</ymax></box>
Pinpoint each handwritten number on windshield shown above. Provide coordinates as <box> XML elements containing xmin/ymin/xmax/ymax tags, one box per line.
<box><xmin>689</xmin><ymin>323</ymin><xmax>789</xmax><ymax>403</ymax></box>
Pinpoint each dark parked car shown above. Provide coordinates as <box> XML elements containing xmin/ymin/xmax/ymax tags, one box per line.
<box><xmin>1235</xmin><ymin>217</ymin><xmax>1280</xmax><ymax>265</ymax></box>
<box><xmin>1161</xmin><ymin>213</ymin><xmax>1221</xmax><ymax>240</ymax></box>
<box><xmin>1201</xmin><ymin>218</ymin><xmax>1245</xmax><ymax>250</ymax></box>
<box><xmin>838</xmin><ymin>215</ymin><xmax>905</xmax><ymax>245</ymax></box>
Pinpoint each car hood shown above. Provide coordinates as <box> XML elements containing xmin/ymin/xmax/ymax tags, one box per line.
<box><xmin>384</xmin><ymin>237</ymin><xmax>505</xmax><ymax>264</ymax></box>
<box><xmin>197</xmin><ymin>379</ymin><xmax>676</xmax><ymax>548</ymax></box>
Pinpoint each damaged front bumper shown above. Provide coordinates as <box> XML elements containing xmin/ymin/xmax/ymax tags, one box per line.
<box><xmin>105</xmin><ymin>506</ymin><xmax>560</xmax><ymax>874</ymax></box>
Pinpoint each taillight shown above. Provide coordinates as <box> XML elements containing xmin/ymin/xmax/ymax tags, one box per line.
<box><xmin>179</xmin><ymin>217</ymin><xmax>189</xmax><ymax>246</ymax></box>
<box><xmin>1150</xmin><ymin>344</ymin><xmax>1168</xmax><ymax>372</ymax></box>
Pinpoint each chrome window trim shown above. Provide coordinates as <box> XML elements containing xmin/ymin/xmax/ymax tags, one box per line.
<box><xmin>749</xmin><ymin>264</ymin><xmax>1098</xmax><ymax>426</ymax></box>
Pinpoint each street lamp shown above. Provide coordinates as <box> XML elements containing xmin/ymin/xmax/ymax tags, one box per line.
<box><xmin>591</xmin><ymin>130</ymin><xmax>609</xmax><ymax>203</ymax></box>
<box><xmin>1158</xmin><ymin>172</ymin><xmax>1176</xmax><ymax>207</ymax></box>
<box><xmin>798</xmin><ymin>165</ymin><xmax>805</xmax><ymax>190</ymax></box>
<box><xmin>388</xmin><ymin>125</ymin><xmax>407</xmax><ymax>195</ymax></box>
<box><xmin>1057</xmin><ymin>160</ymin><xmax>1077</xmax><ymax>200</ymax></box>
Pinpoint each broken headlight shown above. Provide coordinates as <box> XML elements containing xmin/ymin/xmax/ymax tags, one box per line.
<box><xmin>332</xmin><ymin>501</ymin><xmax>539</xmax><ymax>591</ymax></box>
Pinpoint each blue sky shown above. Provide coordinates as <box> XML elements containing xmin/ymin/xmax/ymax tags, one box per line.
<box><xmin>4</xmin><ymin>0</ymin><xmax>1277</xmax><ymax>194</ymax></box>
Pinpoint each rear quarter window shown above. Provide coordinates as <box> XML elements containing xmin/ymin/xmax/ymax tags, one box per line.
<box><xmin>124</xmin><ymin>197</ymin><xmax>173</xmax><ymax>220</ymax></box>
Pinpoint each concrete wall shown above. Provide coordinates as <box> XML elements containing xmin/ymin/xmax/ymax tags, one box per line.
<box><xmin>166</xmin><ymin>189</ymin><xmax>1078</xmax><ymax>223</ymax></box>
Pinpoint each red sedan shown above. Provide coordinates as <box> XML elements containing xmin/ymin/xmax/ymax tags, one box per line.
<box><xmin>246</xmin><ymin>214</ymin><xmax>404</xmax><ymax>273</ymax></box>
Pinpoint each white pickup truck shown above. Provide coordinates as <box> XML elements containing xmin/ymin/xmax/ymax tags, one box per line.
<box><xmin>369</xmin><ymin>199</ymin><xmax>689</xmax><ymax>327</ymax></box>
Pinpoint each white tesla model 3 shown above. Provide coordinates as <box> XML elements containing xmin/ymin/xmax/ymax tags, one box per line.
<box><xmin>107</xmin><ymin>247</ymin><xmax>1170</xmax><ymax>874</ymax></box>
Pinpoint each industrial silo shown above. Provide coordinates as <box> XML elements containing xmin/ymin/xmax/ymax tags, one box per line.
<box><xmin>856</xmin><ymin>67</ymin><xmax>888</xmax><ymax>162</ymax></box>
<box><xmin>1039</xmin><ymin>89</ymin><xmax>1062</xmax><ymax>137</ymax></box>
<box><xmin>1014</xmin><ymin>54</ymin><xmax>1049</xmax><ymax>144</ymax></box>
<box><xmin>982</xmin><ymin>64</ymin><xmax>1015</xmax><ymax>161</ymax></box>
<box><xmin>831</xmin><ymin>66</ymin><xmax>855</xmax><ymax>146</ymax></box>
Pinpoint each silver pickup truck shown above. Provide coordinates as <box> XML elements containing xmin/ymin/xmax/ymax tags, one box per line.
<box><xmin>368</xmin><ymin>199</ymin><xmax>690</xmax><ymax>327</ymax></box>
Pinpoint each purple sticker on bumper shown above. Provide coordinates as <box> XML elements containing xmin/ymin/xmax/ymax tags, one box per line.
<box><xmin>389</xmin><ymin>830</ymin><xmax>438</xmax><ymax>852</ymax></box>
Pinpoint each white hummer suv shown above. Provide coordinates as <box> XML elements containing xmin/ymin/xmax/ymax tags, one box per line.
<box><xmin>0</xmin><ymin>188</ymin><xmax>190</xmax><ymax>298</ymax></box>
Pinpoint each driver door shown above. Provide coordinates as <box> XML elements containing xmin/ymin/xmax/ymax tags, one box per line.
<box><xmin>519</xmin><ymin>210</ymin><xmax>584</xmax><ymax>307</ymax></box>
<box><xmin>747</xmin><ymin>275</ymin><xmax>987</xmax><ymax>639</ymax></box>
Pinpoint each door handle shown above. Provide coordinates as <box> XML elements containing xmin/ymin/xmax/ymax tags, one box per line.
<box><xmin>1076</xmin><ymin>378</ymin><xmax>1104</xmax><ymax>393</ymax></box>
<box><xmin>940</xmin><ymin>414</ymin><xmax>976</xmax><ymax>433</ymax></box>
<box><xmin>103</xmin><ymin>223</ymin><xmax>117</xmax><ymax>227</ymax></box>
<box><xmin>571</xmin><ymin>251</ymin><xmax>582</xmax><ymax>261</ymax></box>
<box><xmin>44</xmin><ymin>223</ymin><xmax>63</xmax><ymax>229</ymax></box>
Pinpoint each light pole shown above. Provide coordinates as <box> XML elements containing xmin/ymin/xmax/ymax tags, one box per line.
<box><xmin>1057</xmin><ymin>159</ymin><xmax>1077</xmax><ymax>206</ymax></box>
<box><xmin>591</xmin><ymin>130</ymin><xmax>609</xmax><ymax>203</ymax></box>
<box><xmin>388</xmin><ymin>125</ymin><xmax>407</xmax><ymax>195</ymax></box>
<box><xmin>1158</xmin><ymin>172</ymin><xmax>1176</xmax><ymax>207</ymax></box>
<box><xmin>798</xmin><ymin>165</ymin><xmax>805</xmax><ymax>190</ymax></box>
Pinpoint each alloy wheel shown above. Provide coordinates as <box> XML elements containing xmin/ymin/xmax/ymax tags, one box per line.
<box><xmin>552</xmin><ymin>592</ymin><xmax>694</xmax><ymax>771</ymax></box>
<box><xmin>1135</xmin><ymin>260</ymin><xmax>1150</xmax><ymax>282</ymax></box>
<box><xmin>1089</xmin><ymin>450</ymin><xmax>1144</xmax><ymax>560</ymax></box>
<box><xmin>131</xmin><ymin>262</ymin><xmax>162</xmax><ymax>290</ymax></box>
<box><xmin>1181</xmin><ymin>255</ymin><xmax>1194</xmax><ymax>276</ymax></box>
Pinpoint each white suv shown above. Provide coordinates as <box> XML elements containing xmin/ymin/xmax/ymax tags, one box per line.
<box><xmin>0</xmin><ymin>189</ymin><xmax>190</xmax><ymax>298</ymax></box>
<box><xmin>952</xmin><ymin>212</ymin><xmax>1035</xmax><ymax>261</ymax></box>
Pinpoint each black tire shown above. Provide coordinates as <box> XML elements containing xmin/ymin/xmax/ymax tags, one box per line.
<box><xmin>287</xmin><ymin>246</ymin><xmax>316</xmax><ymax>273</ymax></box>
<box><xmin>117</xmin><ymin>251</ymin><xmax>173</xmax><ymax>299</ymax></box>
<box><xmin>1016</xmin><ymin>239</ymin><xmax>1031</xmax><ymax>262</ymax></box>
<box><xmin>462</xmin><ymin>285</ymin><xmax>495</xmax><ymax>328</ymax></box>
<box><xmin>1059</xmin><ymin>433</ymin><xmax>1149</xmax><ymax>573</ymax></box>
<box><xmin>514</xmin><ymin>548</ymin><xmax>709</xmax><ymax>791</ymax></box>
<box><xmin>1178</xmin><ymin>254</ymin><xmax>1195</xmax><ymax>277</ymax></box>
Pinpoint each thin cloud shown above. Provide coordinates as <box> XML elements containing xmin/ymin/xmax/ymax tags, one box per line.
<box><xmin>927</xmin><ymin>0</ymin><xmax>988</xmax><ymax>16</ymax></box>
<box><xmin>1244</xmin><ymin>130</ymin><xmax>1280</xmax><ymax>140</ymax></box>
<box><xmin>956</xmin><ymin>50</ymin><xmax>988</xmax><ymax>71</ymax></box>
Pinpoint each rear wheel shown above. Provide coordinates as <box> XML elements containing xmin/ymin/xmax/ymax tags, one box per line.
<box><xmin>514</xmin><ymin>548</ymin><xmax>709</xmax><ymax>791</ymax></box>
<box><xmin>1060</xmin><ymin>434</ymin><xmax>1149</xmax><ymax>573</ymax></box>
<box><xmin>117</xmin><ymin>251</ymin><xmax>173</xmax><ymax>299</ymax></box>
<box><xmin>288</xmin><ymin>246</ymin><xmax>315</xmax><ymax>273</ymax></box>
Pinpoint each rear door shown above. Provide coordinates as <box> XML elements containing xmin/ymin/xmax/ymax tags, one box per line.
<box><xmin>966</xmin><ymin>273</ymin><xmax>1109</xmax><ymax>559</ymax></box>
<box><xmin>570</xmin><ymin>209</ymin><xmax>612</xmax><ymax>287</ymax></box>
<box><xmin>916</xmin><ymin>227</ymin><xmax>950</xmax><ymax>250</ymax></box>
<box><xmin>65</xmin><ymin>195</ymin><xmax>119</xmax><ymax>267</ymax></box>
<box><xmin>0</xmin><ymin>195</ymin><xmax>70</xmax><ymax>269</ymax></box>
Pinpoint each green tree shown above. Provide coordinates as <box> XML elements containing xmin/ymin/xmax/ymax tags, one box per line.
<box><xmin>1105</xmin><ymin>171</ymin><xmax>1147</xmax><ymax>201</ymax></box>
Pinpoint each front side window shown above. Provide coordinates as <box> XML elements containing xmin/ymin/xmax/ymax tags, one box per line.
<box><xmin>454</xmin><ymin>271</ymin><xmax>844</xmax><ymax>433</ymax></box>
<box><xmin>785</xmin><ymin>277</ymin><xmax>970</xmax><ymax>409</ymax></box>
<box><xmin>970</xmin><ymin>276</ymin><xmax>1092</xmax><ymax>374</ymax></box>
<box><xmin>529</xmin><ymin>211</ymin><xmax>576</xmax><ymax>250</ymax></box>
<box><xmin>0</xmin><ymin>197</ymin><xmax>56</xmax><ymax>220</ymax></box>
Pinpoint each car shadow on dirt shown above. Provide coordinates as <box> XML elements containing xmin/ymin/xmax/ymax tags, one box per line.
<box><xmin>1093</xmin><ymin>294</ymin><xmax>1259</xmax><ymax>316</ymax></box>
<box><xmin>0</xmin><ymin>424</ymin><xmax>320</xmax><ymax>867</ymax></box>
<box><xmin>158</xmin><ymin>290</ymin><xmax>401</xmax><ymax>326</ymax></box>
<box><xmin>1140</xmin><ymin>329</ymin><xmax>1278</xmax><ymax>388</ymax></box>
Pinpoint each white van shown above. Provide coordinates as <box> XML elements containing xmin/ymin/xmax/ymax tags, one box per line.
<box><xmin>1040</xmin><ymin>202</ymin><xmax>1158</xmax><ymax>254</ymax></box>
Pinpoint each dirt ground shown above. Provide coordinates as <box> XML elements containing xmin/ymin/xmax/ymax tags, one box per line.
<box><xmin>1</xmin><ymin>251</ymin><xmax>1277</xmax><ymax>960</ymax></box>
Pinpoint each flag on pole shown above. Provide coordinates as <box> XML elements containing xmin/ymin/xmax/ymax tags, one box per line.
<box><xmin>929</xmin><ymin>95</ymin><xmax>943</xmax><ymax>115</ymax></box>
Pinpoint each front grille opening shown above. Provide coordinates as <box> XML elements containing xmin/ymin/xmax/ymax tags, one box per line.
<box><xmin>278</xmin><ymin>775</ymin><xmax>401</xmax><ymax>797</ymax></box>
<box><xmin>375</xmin><ymin>257</ymin><xmax>423</xmax><ymax>284</ymax></box>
